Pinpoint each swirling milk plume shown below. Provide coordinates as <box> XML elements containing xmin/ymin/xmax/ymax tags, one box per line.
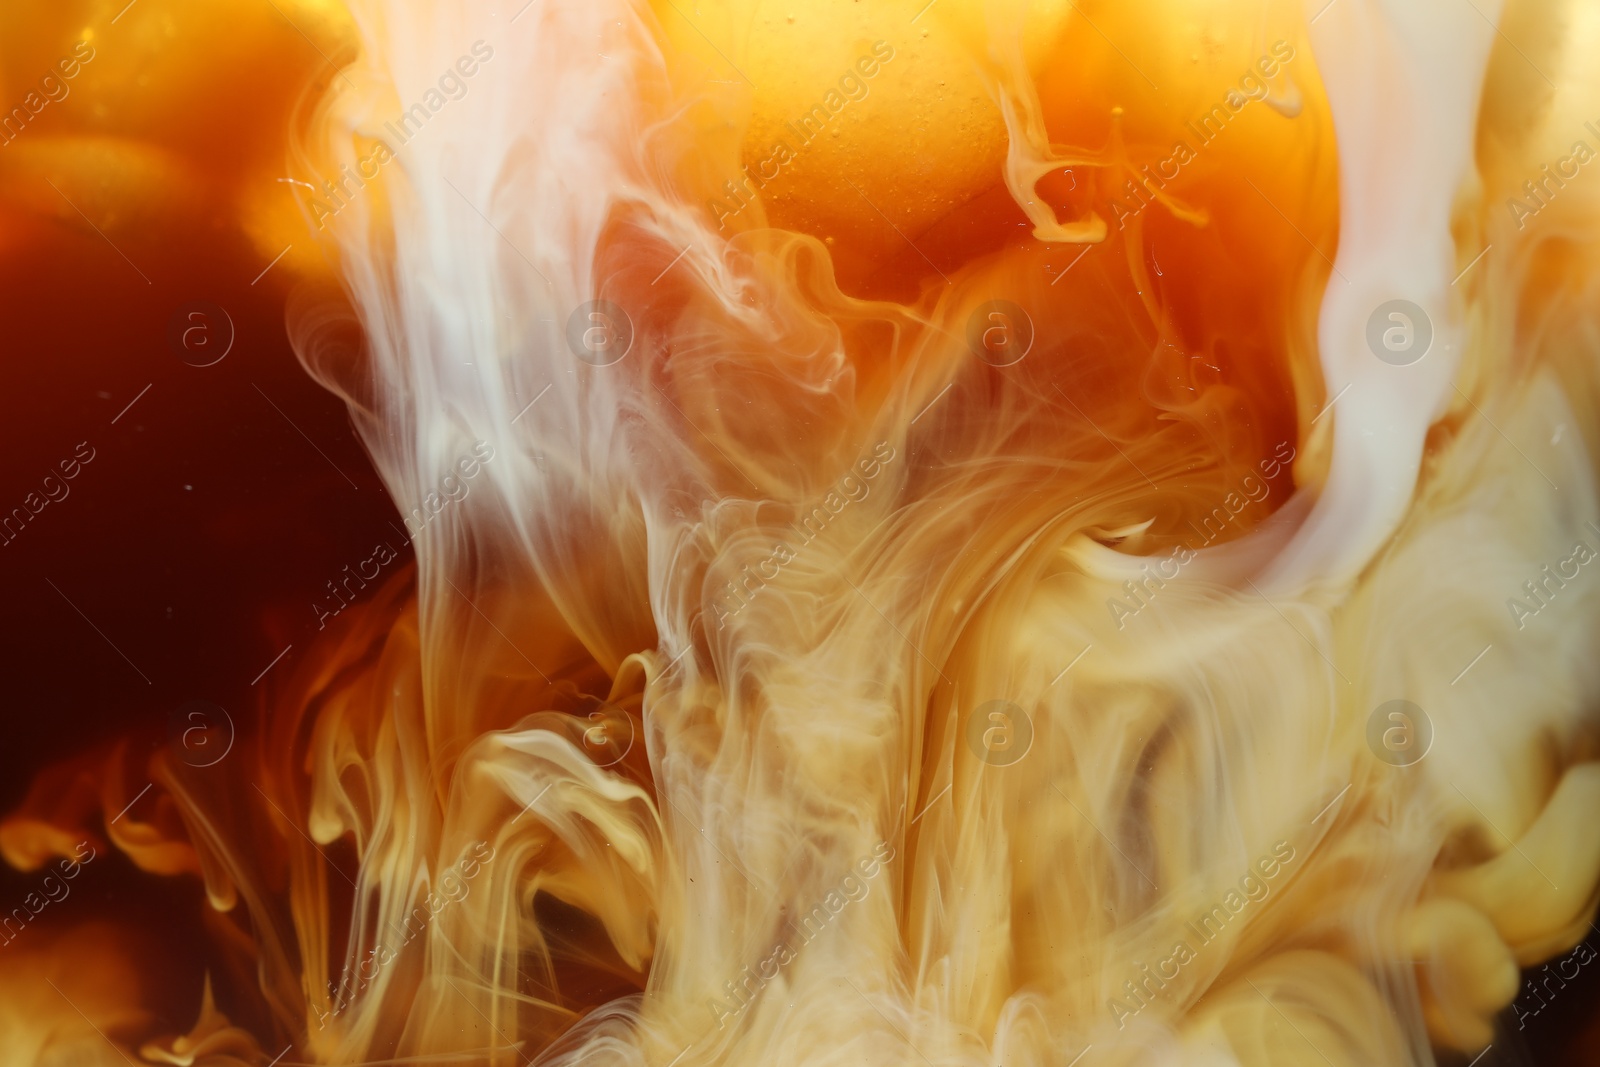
<box><xmin>278</xmin><ymin>0</ymin><xmax>1600</xmax><ymax>1064</ymax></box>
<box><xmin>6</xmin><ymin>0</ymin><xmax>1595</xmax><ymax>1062</ymax></box>
<box><xmin>1255</xmin><ymin>0</ymin><xmax>1499</xmax><ymax>590</ymax></box>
